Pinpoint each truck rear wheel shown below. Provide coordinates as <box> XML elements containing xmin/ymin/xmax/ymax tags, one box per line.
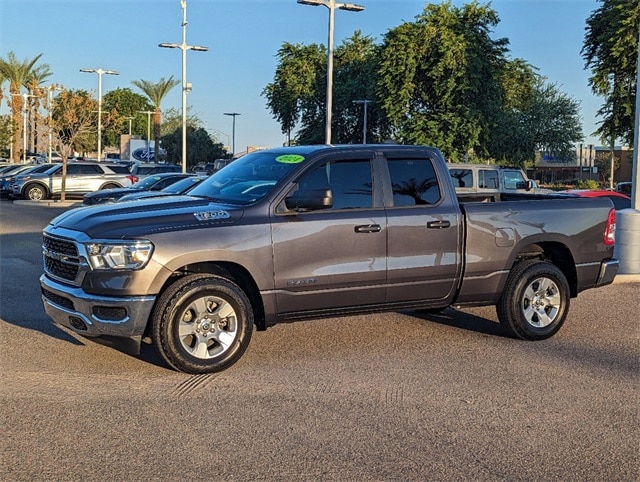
<box><xmin>497</xmin><ymin>260</ymin><xmax>570</xmax><ymax>340</ymax></box>
<box><xmin>151</xmin><ymin>274</ymin><xmax>254</xmax><ymax>374</ymax></box>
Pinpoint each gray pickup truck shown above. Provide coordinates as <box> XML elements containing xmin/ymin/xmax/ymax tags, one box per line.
<box><xmin>40</xmin><ymin>145</ymin><xmax>619</xmax><ymax>373</ymax></box>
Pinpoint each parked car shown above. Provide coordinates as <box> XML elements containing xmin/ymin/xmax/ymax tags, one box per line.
<box><xmin>615</xmin><ymin>182</ymin><xmax>632</xmax><ymax>196</ymax></box>
<box><xmin>129</xmin><ymin>162</ymin><xmax>181</xmax><ymax>178</ymax></box>
<box><xmin>562</xmin><ymin>189</ymin><xmax>631</xmax><ymax>211</ymax></box>
<box><xmin>0</xmin><ymin>164</ymin><xmax>56</xmax><ymax>197</ymax></box>
<box><xmin>83</xmin><ymin>173</ymin><xmax>197</xmax><ymax>205</ymax></box>
<box><xmin>10</xmin><ymin>162</ymin><xmax>137</xmax><ymax>201</ymax></box>
<box><xmin>117</xmin><ymin>175</ymin><xmax>206</xmax><ymax>202</ymax></box>
<box><xmin>446</xmin><ymin>163</ymin><xmax>544</xmax><ymax>201</ymax></box>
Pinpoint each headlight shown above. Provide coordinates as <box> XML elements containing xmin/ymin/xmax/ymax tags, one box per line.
<box><xmin>85</xmin><ymin>241</ymin><xmax>154</xmax><ymax>270</ymax></box>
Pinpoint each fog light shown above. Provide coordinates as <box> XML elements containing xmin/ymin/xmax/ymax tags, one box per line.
<box><xmin>69</xmin><ymin>316</ymin><xmax>88</xmax><ymax>331</ymax></box>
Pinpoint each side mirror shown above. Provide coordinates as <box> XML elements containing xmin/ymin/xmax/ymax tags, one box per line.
<box><xmin>285</xmin><ymin>188</ymin><xmax>333</xmax><ymax>211</ymax></box>
<box><xmin>525</xmin><ymin>180</ymin><xmax>533</xmax><ymax>191</ymax></box>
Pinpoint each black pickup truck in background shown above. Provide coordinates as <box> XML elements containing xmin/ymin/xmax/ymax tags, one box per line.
<box><xmin>39</xmin><ymin>145</ymin><xmax>619</xmax><ymax>373</ymax></box>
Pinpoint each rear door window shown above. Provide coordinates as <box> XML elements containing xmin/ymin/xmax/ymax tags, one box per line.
<box><xmin>478</xmin><ymin>169</ymin><xmax>499</xmax><ymax>189</ymax></box>
<box><xmin>387</xmin><ymin>158</ymin><xmax>441</xmax><ymax>206</ymax></box>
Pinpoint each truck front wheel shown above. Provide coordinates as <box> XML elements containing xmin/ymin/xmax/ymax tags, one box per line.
<box><xmin>497</xmin><ymin>260</ymin><xmax>570</xmax><ymax>340</ymax></box>
<box><xmin>151</xmin><ymin>274</ymin><xmax>254</xmax><ymax>374</ymax></box>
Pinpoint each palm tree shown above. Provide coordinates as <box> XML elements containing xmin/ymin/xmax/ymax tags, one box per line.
<box><xmin>131</xmin><ymin>76</ymin><xmax>180</xmax><ymax>161</ymax></box>
<box><xmin>26</xmin><ymin>64</ymin><xmax>53</xmax><ymax>154</ymax></box>
<box><xmin>0</xmin><ymin>52</ymin><xmax>46</xmax><ymax>161</ymax></box>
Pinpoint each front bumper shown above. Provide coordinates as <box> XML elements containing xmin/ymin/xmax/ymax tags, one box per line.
<box><xmin>40</xmin><ymin>274</ymin><xmax>156</xmax><ymax>337</ymax></box>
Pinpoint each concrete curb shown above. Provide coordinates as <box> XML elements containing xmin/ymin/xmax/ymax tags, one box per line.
<box><xmin>612</xmin><ymin>274</ymin><xmax>640</xmax><ymax>284</ymax></box>
<box><xmin>13</xmin><ymin>200</ymin><xmax>82</xmax><ymax>208</ymax></box>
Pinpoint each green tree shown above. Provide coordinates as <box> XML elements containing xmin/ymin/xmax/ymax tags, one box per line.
<box><xmin>595</xmin><ymin>150</ymin><xmax>620</xmax><ymax>185</ymax></box>
<box><xmin>264</xmin><ymin>33</ymin><xmax>388</xmax><ymax>145</ymax></box>
<box><xmin>582</xmin><ymin>0</ymin><xmax>640</xmax><ymax>146</ymax></box>
<box><xmin>160</xmin><ymin>126</ymin><xmax>226</xmax><ymax>169</ymax></box>
<box><xmin>377</xmin><ymin>1</ymin><xmax>508</xmax><ymax>161</ymax></box>
<box><xmin>330</xmin><ymin>31</ymin><xmax>388</xmax><ymax>144</ymax></box>
<box><xmin>0</xmin><ymin>115</ymin><xmax>13</xmax><ymax>155</ymax></box>
<box><xmin>51</xmin><ymin>89</ymin><xmax>98</xmax><ymax>201</ymax></box>
<box><xmin>159</xmin><ymin>107</ymin><xmax>203</xmax><ymax>137</ymax></box>
<box><xmin>102</xmin><ymin>88</ymin><xmax>153</xmax><ymax>147</ymax></box>
<box><xmin>0</xmin><ymin>52</ymin><xmax>48</xmax><ymax>161</ymax></box>
<box><xmin>131</xmin><ymin>77</ymin><xmax>180</xmax><ymax>160</ymax></box>
<box><xmin>490</xmin><ymin>73</ymin><xmax>583</xmax><ymax>167</ymax></box>
<box><xmin>263</xmin><ymin>42</ymin><xmax>326</xmax><ymax>144</ymax></box>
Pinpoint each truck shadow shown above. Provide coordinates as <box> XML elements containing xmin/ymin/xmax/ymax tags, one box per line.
<box><xmin>408</xmin><ymin>307</ymin><xmax>510</xmax><ymax>338</ymax></box>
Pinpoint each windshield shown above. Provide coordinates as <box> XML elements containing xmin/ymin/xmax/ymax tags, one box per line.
<box><xmin>187</xmin><ymin>151</ymin><xmax>306</xmax><ymax>205</ymax></box>
<box><xmin>162</xmin><ymin>176</ymin><xmax>203</xmax><ymax>193</ymax></box>
<box><xmin>134</xmin><ymin>175</ymin><xmax>167</xmax><ymax>189</ymax></box>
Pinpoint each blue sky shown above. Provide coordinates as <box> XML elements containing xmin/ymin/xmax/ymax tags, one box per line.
<box><xmin>1</xmin><ymin>0</ymin><xmax>603</xmax><ymax>153</ymax></box>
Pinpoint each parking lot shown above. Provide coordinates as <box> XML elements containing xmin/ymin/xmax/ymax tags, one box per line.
<box><xmin>1</xmin><ymin>200</ymin><xmax>638</xmax><ymax>481</ymax></box>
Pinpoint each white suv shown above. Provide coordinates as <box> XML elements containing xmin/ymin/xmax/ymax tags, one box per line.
<box><xmin>10</xmin><ymin>162</ymin><xmax>137</xmax><ymax>201</ymax></box>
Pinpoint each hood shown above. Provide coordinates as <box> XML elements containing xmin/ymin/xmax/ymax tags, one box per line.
<box><xmin>48</xmin><ymin>195</ymin><xmax>244</xmax><ymax>239</ymax></box>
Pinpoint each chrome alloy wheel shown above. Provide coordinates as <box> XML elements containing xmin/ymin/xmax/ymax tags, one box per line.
<box><xmin>521</xmin><ymin>277</ymin><xmax>561</xmax><ymax>328</ymax></box>
<box><xmin>178</xmin><ymin>295</ymin><xmax>238</xmax><ymax>359</ymax></box>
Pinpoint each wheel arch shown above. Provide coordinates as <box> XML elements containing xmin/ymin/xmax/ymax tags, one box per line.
<box><xmin>99</xmin><ymin>182</ymin><xmax>122</xmax><ymax>190</ymax></box>
<box><xmin>150</xmin><ymin>261</ymin><xmax>266</xmax><ymax>335</ymax></box>
<box><xmin>23</xmin><ymin>181</ymin><xmax>50</xmax><ymax>199</ymax></box>
<box><xmin>513</xmin><ymin>241</ymin><xmax>577</xmax><ymax>297</ymax></box>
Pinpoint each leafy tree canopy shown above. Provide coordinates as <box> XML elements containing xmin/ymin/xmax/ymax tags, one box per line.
<box><xmin>582</xmin><ymin>0</ymin><xmax>640</xmax><ymax>145</ymax></box>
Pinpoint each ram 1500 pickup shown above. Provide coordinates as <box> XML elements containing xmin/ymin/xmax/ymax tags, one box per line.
<box><xmin>40</xmin><ymin>145</ymin><xmax>619</xmax><ymax>373</ymax></box>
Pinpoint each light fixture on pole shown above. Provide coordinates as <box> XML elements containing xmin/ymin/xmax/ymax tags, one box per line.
<box><xmin>80</xmin><ymin>68</ymin><xmax>119</xmax><ymax>161</ymax></box>
<box><xmin>223</xmin><ymin>112</ymin><xmax>240</xmax><ymax>157</ymax></box>
<box><xmin>139</xmin><ymin>110</ymin><xmax>154</xmax><ymax>162</ymax></box>
<box><xmin>47</xmin><ymin>86</ymin><xmax>62</xmax><ymax>163</ymax></box>
<box><xmin>159</xmin><ymin>0</ymin><xmax>209</xmax><ymax>173</ymax></box>
<box><xmin>298</xmin><ymin>0</ymin><xmax>365</xmax><ymax>145</ymax></box>
<box><xmin>352</xmin><ymin>99</ymin><xmax>371</xmax><ymax>144</ymax></box>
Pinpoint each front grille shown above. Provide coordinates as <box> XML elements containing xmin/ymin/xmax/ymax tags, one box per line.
<box><xmin>44</xmin><ymin>256</ymin><xmax>79</xmax><ymax>281</ymax></box>
<box><xmin>43</xmin><ymin>235</ymin><xmax>77</xmax><ymax>256</ymax></box>
<box><xmin>43</xmin><ymin>234</ymin><xmax>82</xmax><ymax>282</ymax></box>
<box><xmin>42</xmin><ymin>287</ymin><xmax>75</xmax><ymax>311</ymax></box>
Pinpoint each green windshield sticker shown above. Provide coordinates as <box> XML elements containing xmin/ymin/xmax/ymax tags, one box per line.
<box><xmin>275</xmin><ymin>154</ymin><xmax>305</xmax><ymax>164</ymax></box>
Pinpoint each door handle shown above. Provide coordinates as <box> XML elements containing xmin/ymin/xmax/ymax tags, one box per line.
<box><xmin>427</xmin><ymin>220</ymin><xmax>451</xmax><ymax>229</ymax></box>
<box><xmin>354</xmin><ymin>224</ymin><xmax>381</xmax><ymax>233</ymax></box>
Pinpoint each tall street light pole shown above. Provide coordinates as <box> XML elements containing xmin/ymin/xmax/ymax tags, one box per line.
<box><xmin>139</xmin><ymin>110</ymin><xmax>154</xmax><ymax>161</ymax></box>
<box><xmin>80</xmin><ymin>68</ymin><xmax>119</xmax><ymax>162</ymax></box>
<box><xmin>159</xmin><ymin>0</ymin><xmax>208</xmax><ymax>173</ymax></box>
<box><xmin>223</xmin><ymin>112</ymin><xmax>240</xmax><ymax>157</ymax></box>
<box><xmin>298</xmin><ymin>0</ymin><xmax>364</xmax><ymax>145</ymax></box>
<box><xmin>47</xmin><ymin>86</ymin><xmax>61</xmax><ymax>163</ymax></box>
<box><xmin>352</xmin><ymin>99</ymin><xmax>371</xmax><ymax>144</ymax></box>
<box><xmin>14</xmin><ymin>93</ymin><xmax>36</xmax><ymax>162</ymax></box>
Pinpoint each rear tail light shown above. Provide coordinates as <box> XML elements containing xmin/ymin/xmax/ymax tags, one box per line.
<box><xmin>127</xmin><ymin>175</ymin><xmax>139</xmax><ymax>184</ymax></box>
<box><xmin>603</xmin><ymin>208</ymin><xmax>616</xmax><ymax>246</ymax></box>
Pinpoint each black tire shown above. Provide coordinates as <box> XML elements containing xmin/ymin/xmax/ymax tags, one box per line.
<box><xmin>100</xmin><ymin>183</ymin><xmax>119</xmax><ymax>190</ymax></box>
<box><xmin>496</xmin><ymin>260</ymin><xmax>570</xmax><ymax>340</ymax></box>
<box><xmin>151</xmin><ymin>274</ymin><xmax>254</xmax><ymax>374</ymax></box>
<box><xmin>25</xmin><ymin>183</ymin><xmax>48</xmax><ymax>201</ymax></box>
